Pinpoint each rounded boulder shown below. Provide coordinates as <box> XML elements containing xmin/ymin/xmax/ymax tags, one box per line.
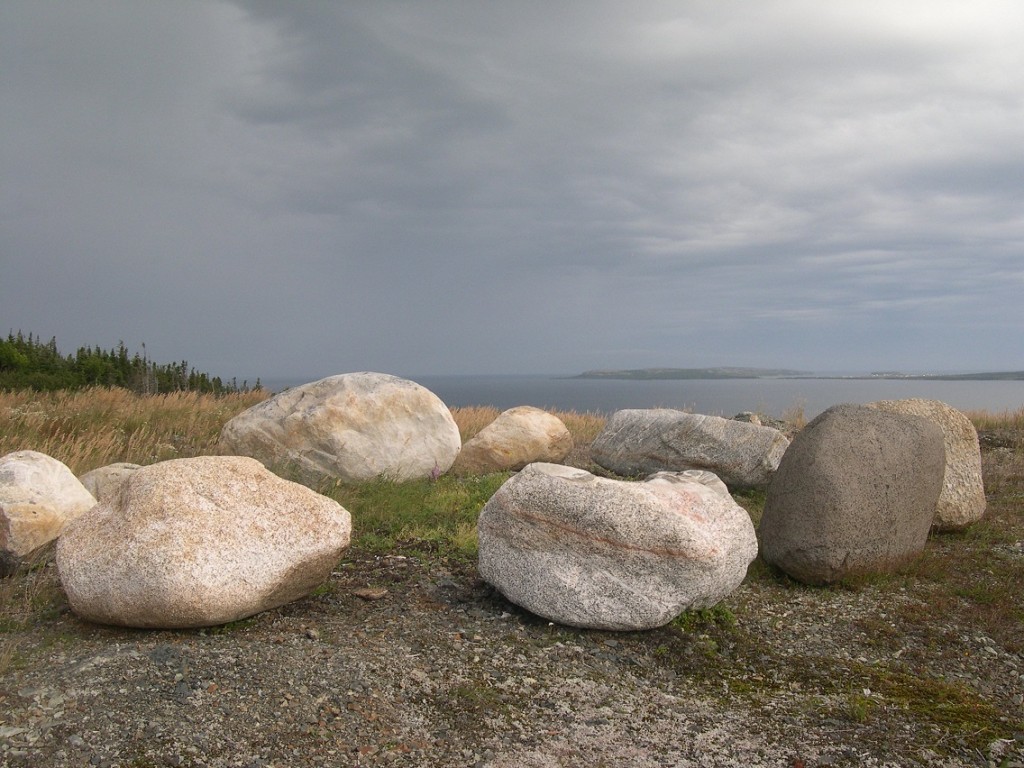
<box><xmin>1</xmin><ymin>450</ymin><xmax>96</xmax><ymax>574</ymax></box>
<box><xmin>759</xmin><ymin>404</ymin><xmax>945</xmax><ymax>585</ymax></box>
<box><xmin>451</xmin><ymin>406</ymin><xmax>572</xmax><ymax>475</ymax></box>
<box><xmin>56</xmin><ymin>456</ymin><xmax>352</xmax><ymax>628</ymax></box>
<box><xmin>867</xmin><ymin>398</ymin><xmax>985</xmax><ymax>531</ymax></box>
<box><xmin>478</xmin><ymin>463</ymin><xmax>757</xmax><ymax>630</ymax></box>
<box><xmin>219</xmin><ymin>372</ymin><xmax>461</xmax><ymax>486</ymax></box>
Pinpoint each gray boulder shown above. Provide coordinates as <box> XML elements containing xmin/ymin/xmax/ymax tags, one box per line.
<box><xmin>56</xmin><ymin>456</ymin><xmax>351</xmax><ymax>628</ymax></box>
<box><xmin>591</xmin><ymin>408</ymin><xmax>790</xmax><ymax>489</ymax></box>
<box><xmin>1</xmin><ymin>450</ymin><xmax>96</xmax><ymax>574</ymax></box>
<box><xmin>477</xmin><ymin>463</ymin><xmax>758</xmax><ymax>630</ymax></box>
<box><xmin>759</xmin><ymin>404</ymin><xmax>946</xmax><ymax>585</ymax></box>
<box><xmin>218</xmin><ymin>372</ymin><xmax>461</xmax><ymax>486</ymax></box>
<box><xmin>867</xmin><ymin>398</ymin><xmax>985</xmax><ymax>531</ymax></box>
<box><xmin>451</xmin><ymin>406</ymin><xmax>572</xmax><ymax>475</ymax></box>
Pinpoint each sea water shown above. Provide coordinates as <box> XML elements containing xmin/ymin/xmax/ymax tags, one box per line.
<box><xmin>262</xmin><ymin>374</ymin><xmax>1024</xmax><ymax>419</ymax></box>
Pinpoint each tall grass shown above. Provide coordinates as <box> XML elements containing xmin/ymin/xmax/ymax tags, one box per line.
<box><xmin>0</xmin><ymin>387</ymin><xmax>268</xmax><ymax>475</ymax></box>
<box><xmin>964</xmin><ymin>405</ymin><xmax>1024</xmax><ymax>432</ymax></box>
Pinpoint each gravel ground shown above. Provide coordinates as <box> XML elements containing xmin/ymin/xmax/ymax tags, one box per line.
<box><xmin>2</xmin><ymin>445</ymin><xmax>1022</xmax><ymax>768</ymax></box>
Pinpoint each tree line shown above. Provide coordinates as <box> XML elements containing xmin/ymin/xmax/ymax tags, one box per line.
<box><xmin>0</xmin><ymin>331</ymin><xmax>260</xmax><ymax>394</ymax></box>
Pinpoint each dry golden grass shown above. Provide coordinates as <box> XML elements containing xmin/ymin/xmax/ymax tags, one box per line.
<box><xmin>780</xmin><ymin>399</ymin><xmax>808</xmax><ymax>430</ymax></box>
<box><xmin>964</xmin><ymin>405</ymin><xmax>1024</xmax><ymax>432</ymax></box>
<box><xmin>0</xmin><ymin>387</ymin><xmax>268</xmax><ymax>475</ymax></box>
<box><xmin>449</xmin><ymin>405</ymin><xmax>503</xmax><ymax>442</ymax></box>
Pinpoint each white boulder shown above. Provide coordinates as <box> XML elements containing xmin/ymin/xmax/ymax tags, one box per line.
<box><xmin>451</xmin><ymin>406</ymin><xmax>572</xmax><ymax>475</ymax></box>
<box><xmin>56</xmin><ymin>456</ymin><xmax>352</xmax><ymax>628</ymax></box>
<box><xmin>477</xmin><ymin>463</ymin><xmax>758</xmax><ymax>630</ymax></box>
<box><xmin>218</xmin><ymin>372</ymin><xmax>462</xmax><ymax>486</ymax></box>
<box><xmin>1</xmin><ymin>450</ymin><xmax>96</xmax><ymax>573</ymax></box>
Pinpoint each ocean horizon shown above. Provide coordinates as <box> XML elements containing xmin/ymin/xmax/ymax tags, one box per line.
<box><xmin>259</xmin><ymin>373</ymin><xmax>1024</xmax><ymax>420</ymax></box>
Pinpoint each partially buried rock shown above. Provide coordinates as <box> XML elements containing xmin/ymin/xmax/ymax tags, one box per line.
<box><xmin>1</xmin><ymin>450</ymin><xmax>96</xmax><ymax>575</ymax></box>
<box><xmin>451</xmin><ymin>406</ymin><xmax>572</xmax><ymax>475</ymax></box>
<box><xmin>759</xmin><ymin>404</ymin><xmax>945</xmax><ymax>585</ymax></box>
<box><xmin>78</xmin><ymin>462</ymin><xmax>141</xmax><ymax>503</ymax></box>
<box><xmin>867</xmin><ymin>398</ymin><xmax>985</xmax><ymax>531</ymax></box>
<box><xmin>591</xmin><ymin>408</ymin><xmax>790</xmax><ymax>490</ymax></box>
<box><xmin>477</xmin><ymin>463</ymin><xmax>758</xmax><ymax>630</ymax></box>
<box><xmin>218</xmin><ymin>372</ymin><xmax>461</xmax><ymax>486</ymax></box>
<box><xmin>56</xmin><ymin>456</ymin><xmax>352</xmax><ymax>628</ymax></box>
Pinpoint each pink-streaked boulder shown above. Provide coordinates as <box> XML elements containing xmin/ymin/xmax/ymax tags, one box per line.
<box><xmin>477</xmin><ymin>463</ymin><xmax>757</xmax><ymax>630</ymax></box>
<box><xmin>56</xmin><ymin>456</ymin><xmax>351</xmax><ymax>628</ymax></box>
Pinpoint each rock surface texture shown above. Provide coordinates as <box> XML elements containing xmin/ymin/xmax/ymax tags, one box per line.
<box><xmin>590</xmin><ymin>408</ymin><xmax>790</xmax><ymax>489</ymax></box>
<box><xmin>477</xmin><ymin>462</ymin><xmax>758</xmax><ymax>630</ymax></box>
<box><xmin>56</xmin><ymin>456</ymin><xmax>352</xmax><ymax>628</ymax></box>
<box><xmin>759</xmin><ymin>404</ymin><xmax>946</xmax><ymax>585</ymax></box>
<box><xmin>451</xmin><ymin>406</ymin><xmax>572</xmax><ymax>475</ymax></box>
<box><xmin>78</xmin><ymin>462</ymin><xmax>141</xmax><ymax>503</ymax></box>
<box><xmin>867</xmin><ymin>398</ymin><xmax>986</xmax><ymax>531</ymax></box>
<box><xmin>218</xmin><ymin>372</ymin><xmax>461</xmax><ymax>486</ymax></box>
<box><xmin>1</xmin><ymin>450</ymin><xmax>96</xmax><ymax>574</ymax></box>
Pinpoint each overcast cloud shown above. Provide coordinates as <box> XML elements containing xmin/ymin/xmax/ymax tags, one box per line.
<box><xmin>3</xmin><ymin>1</ymin><xmax>1023</xmax><ymax>381</ymax></box>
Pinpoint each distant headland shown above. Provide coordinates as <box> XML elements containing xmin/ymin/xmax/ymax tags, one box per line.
<box><xmin>573</xmin><ymin>367</ymin><xmax>1024</xmax><ymax>381</ymax></box>
<box><xmin>572</xmin><ymin>367</ymin><xmax>807</xmax><ymax>380</ymax></box>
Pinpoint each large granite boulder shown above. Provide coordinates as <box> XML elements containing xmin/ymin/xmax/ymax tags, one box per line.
<box><xmin>56</xmin><ymin>456</ymin><xmax>351</xmax><ymax>628</ymax></box>
<box><xmin>759</xmin><ymin>404</ymin><xmax>945</xmax><ymax>585</ymax></box>
<box><xmin>1</xmin><ymin>450</ymin><xmax>96</xmax><ymax>575</ymax></box>
<box><xmin>591</xmin><ymin>408</ymin><xmax>790</xmax><ymax>490</ymax></box>
<box><xmin>451</xmin><ymin>406</ymin><xmax>572</xmax><ymax>475</ymax></box>
<box><xmin>218</xmin><ymin>372</ymin><xmax>461</xmax><ymax>486</ymax></box>
<box><xmin>867</xmin><ymin>398</ymin><xmax>985</xmax><ymax>531</ymax></box>
<box><xmin>79</xmin><ymin>462</ymin><xmax>141</xmax><ymax>503</ymax></box>
<box><xmin>477</xmin><ymin>463</ymin><xmax>758</xmax><ymax>630</ymax></box>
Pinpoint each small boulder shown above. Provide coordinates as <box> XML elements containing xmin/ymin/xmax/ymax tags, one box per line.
<box><xmin>477</xmin><ymin>463</ymin><xmax>758</xmax><ymax>630</ymax></box>
<box><xmin>1</xmin><ymin>450</ymin><xmax>96</xmax><ymax>574</ymax></box>
<box><xmin>451</xmin><ymin>406</ymin><xmax>572</xmax><ymax>475</ymax></box>
<box><xmin>79</xmin><ymin>462</ymin><xmax>141</xmax><ymax>503</ymax></box>
<box><xmin>759</xmin><ymin>404</ymin><xmax>945</xmax><ymax>585</ymax></box>
<box><xmin>867</xmin><ymin>398</ymin><xmax>985</xmax><ymax>531</ymax></box>
<box><xmin>218</xmin><ymin>372</ymin><xmax>461</xmax><ymax>486</ymax></box>
<box><xmin>591</xmin><ymin>408</ymin><xmax>790</xmax><ymax>489</ymax></box>
<box><xmin>56</xmin><ymin>456</ymin><xmax>351</xmax><ymax>628</ymax></box>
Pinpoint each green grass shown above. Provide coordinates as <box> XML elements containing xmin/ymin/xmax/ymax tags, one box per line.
<box><xmin>324</xmin><ymin>472</ymin><xmax>511</xmax><ymax>561</ymax></box>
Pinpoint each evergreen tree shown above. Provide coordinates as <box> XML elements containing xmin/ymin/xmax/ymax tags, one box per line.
<box><xmin>0</xmin><ymin>331</ymin><xmax>258</xmax><ymax>395</ymax></box>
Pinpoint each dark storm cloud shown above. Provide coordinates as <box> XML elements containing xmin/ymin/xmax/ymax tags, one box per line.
<box><xmin>2</xmin><ymin>1</ymin><xmax>1023</xmax><ymax>379</ymax></box>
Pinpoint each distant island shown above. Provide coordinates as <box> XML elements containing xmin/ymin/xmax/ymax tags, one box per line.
<box><xmin>573</xmin><ymin>367</ymin><xmax>808</xmax><ymax>380</ymax></box>
<box><xmin>573</xmin><ymin>367</ymin><xmax>1024</xmax><ymax>381</ymax></box>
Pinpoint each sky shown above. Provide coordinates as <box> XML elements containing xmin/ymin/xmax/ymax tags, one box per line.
<box><xmin>3</xmin><ymin>1</ymin><xmax>1024</xmax><ymax>382</ymax></box>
